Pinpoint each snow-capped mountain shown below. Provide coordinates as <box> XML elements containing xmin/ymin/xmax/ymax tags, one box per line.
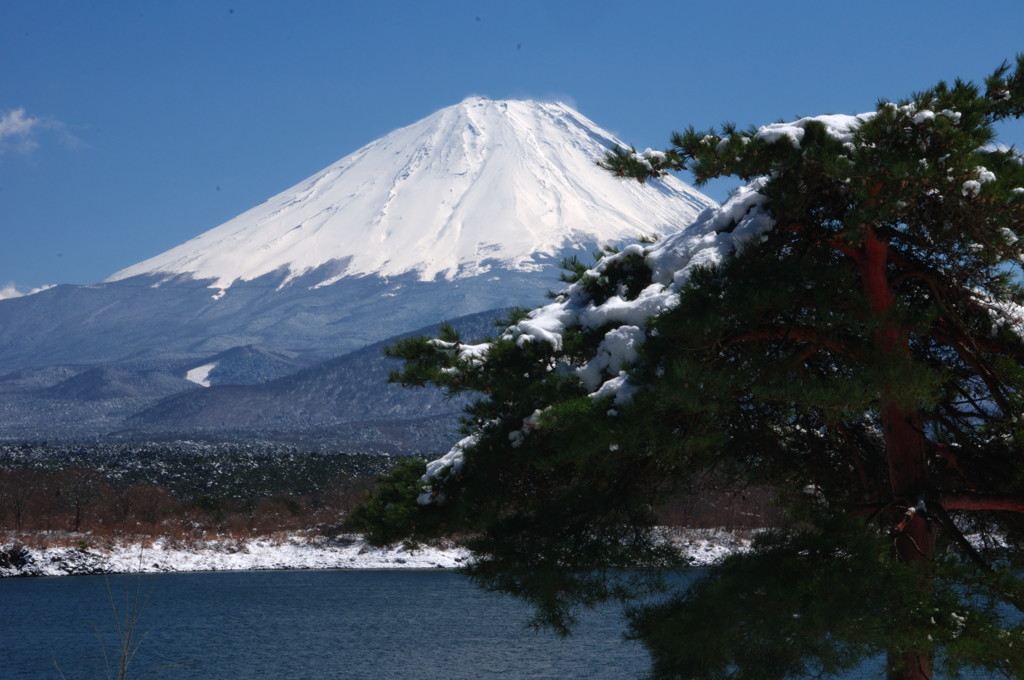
<box><xmin>0</xmin><ymin>97</ymin><xmax>714</xmax><ymax>443</ymax></box>
<box><xmin>109</xmin><ymin>97</ymin><xmax>710</xmax><ymax>296</ymax></box>
<box><xmin>1</xmin><ymin>97</ymin><xmax>712</xmax><ymax>371</ymax></box>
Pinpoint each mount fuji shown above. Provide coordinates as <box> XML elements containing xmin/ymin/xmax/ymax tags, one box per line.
<box><xmin>109</xmin><ymin>97</ymin><xmax>711</xmax><ymax>296</ymax></box>
<box><xmin>0</xmin><ymin>97</ymin><xmax>713</xmax><ymax>444</ymax></box>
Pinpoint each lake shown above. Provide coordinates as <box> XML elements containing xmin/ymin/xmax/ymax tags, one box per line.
<box><xmin>2</xmin><ymin>569</ymin><xmax>649</xmax><ymax>679</ymax></box>
<box><xmin>0</xmin><ymin>569</ymin><xmax>1005</xmax><ymax>679</ymax></box>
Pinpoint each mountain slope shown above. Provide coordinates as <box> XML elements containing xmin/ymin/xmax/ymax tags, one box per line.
<box><xmin>109</xmin><ymin>97</ymin><xmax>712</xmax><ymax>294</ymax></box>
<box><xmin>0</xmin><ymin>98</ymin><xmax>715</xmax><ymax>445</ymax></box>
<box><xmin>0</xmin><ymin>309</ymin><xmax>504</xmax><ymax>448</ymax></box>
<box><xmin>121</xmin><ymin>309</ymin><xmax>506</xmax><ymax>452</ymax></box>
<box><xmin>0</xmin><ymin>98</ymin><xmax>712</xmax><ymax>372</ymax></box>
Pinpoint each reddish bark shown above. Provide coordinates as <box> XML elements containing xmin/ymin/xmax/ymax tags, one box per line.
<box><xmin>882</xmin><ymin>400</ymin><xmax>936</xmax><ymax>680</ymax></box>
<box><xmin>854</xmin><ymin>226</ymin><xmax>936</xmax><ymax>680</ymax></box>
<box><xmin>941</xmin><ymin>494</ymin><xmax>1024</xmax><ymax>513</ymax></box>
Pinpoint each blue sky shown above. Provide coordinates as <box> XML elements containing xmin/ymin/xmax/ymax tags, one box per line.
<box><xmin>3</xmin><ymin>1</ymin><xmax>1024</xmax><ymax>294</ymax></box>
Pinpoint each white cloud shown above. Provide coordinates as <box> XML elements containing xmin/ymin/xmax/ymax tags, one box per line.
<box><xmin>0</xmin><ymin>108</ymin><xmax>41</xmax><ymax>155</ymax></box>
<box><xmin>0</xmin><ymin>108</ymin><xmax>37</xmax><ymax>136</ymax></box>
<box><xmin>0</xmin><ymin>108</ymin><xmax>80</xmax><ymax>156</ymax></box>
<box><xmin>0</xmin><ymin>282</ymin><xmax>24</xmax><ymax>300</ymax></box>
<box><xmin>0</xmin><ymin>282</ymin><xmax>55</xmax><ymax>300</ymax></box>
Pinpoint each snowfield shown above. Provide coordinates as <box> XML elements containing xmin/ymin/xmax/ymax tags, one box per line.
<box><xmin>1</xmin><ymin>534</ymin><xmax>471</xmax><ymax>577</ymax></box>
<box><xmin>1</xmin><ymin>529</ymin><xmax>747</xmax><ymax>577</ymax></box>
<box><xmin>107</xmin><ymin>97</ymin><xmax>712</xmax><ymax>295</ymax></box>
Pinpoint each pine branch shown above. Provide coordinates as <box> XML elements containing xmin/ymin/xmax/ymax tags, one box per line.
<box><xmin>941</xmin><ymin>494</ymin><xmax>1024</xmax><ymax>514</ymax></box>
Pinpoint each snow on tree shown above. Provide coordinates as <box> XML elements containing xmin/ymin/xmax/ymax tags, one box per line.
<box><xmin>351</xmin><ymin>58</ymin><xmax>1024</xmax><ymax>680</ymax></box>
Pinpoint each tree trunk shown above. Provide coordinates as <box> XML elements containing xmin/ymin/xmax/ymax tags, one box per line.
<box><xmin>882</xmin><ymin>400</ymin><xmax>936</xmax><ymax>680</ymax></box>
<box><xmin>858</xmin><ymin>228</ymin><xmax>937</xmax><ymax>680</ymax></box>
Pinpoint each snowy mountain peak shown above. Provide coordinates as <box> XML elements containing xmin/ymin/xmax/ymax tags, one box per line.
<box><xmin>108</xmin><ymin>98</ymin><xmax>714</xmax><ymax>292</ymax></box>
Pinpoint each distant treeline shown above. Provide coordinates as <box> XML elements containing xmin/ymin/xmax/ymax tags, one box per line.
<box><xmin>0</xmin><ymin>441</ymin><xmax>782</xmax><ymax>544</ymax></box>
<box><xmin>0</xmin><ymin>441</ymin><xmax>407</xmax><ymax>541</ymax></box>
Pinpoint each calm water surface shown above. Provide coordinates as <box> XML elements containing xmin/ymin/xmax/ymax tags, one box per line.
<box><xmin>0</xmin><ymin>569</ymin><xmax>1006</xmax><ymax>679</ymax></box>
<box><xmin>2</xmin><ymin>569</ymin><xmax>649</xmax><ymax>679</ymax></box>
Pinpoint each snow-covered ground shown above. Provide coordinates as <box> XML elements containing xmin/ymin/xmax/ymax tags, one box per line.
<box><xmin>0</xmin><ymin>529</ymin><xmax>747</xmax><ymax>577</ymax></box>
<box><xmin>0</xmin><ymin>534</ymin><xmax>470</xmax><ymax>577</ymax></box>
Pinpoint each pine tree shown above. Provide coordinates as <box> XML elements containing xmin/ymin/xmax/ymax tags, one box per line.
<box><xmin>351</xmin><ymin>59</ymin><xmax>1024</xmax><ymax>680</ymax></box>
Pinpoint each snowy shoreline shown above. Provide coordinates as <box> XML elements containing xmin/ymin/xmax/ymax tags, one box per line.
<box><xmin>0</xmin><ymin>529</ymin><xmax>747</xmax><ymax>578</ymax></box>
